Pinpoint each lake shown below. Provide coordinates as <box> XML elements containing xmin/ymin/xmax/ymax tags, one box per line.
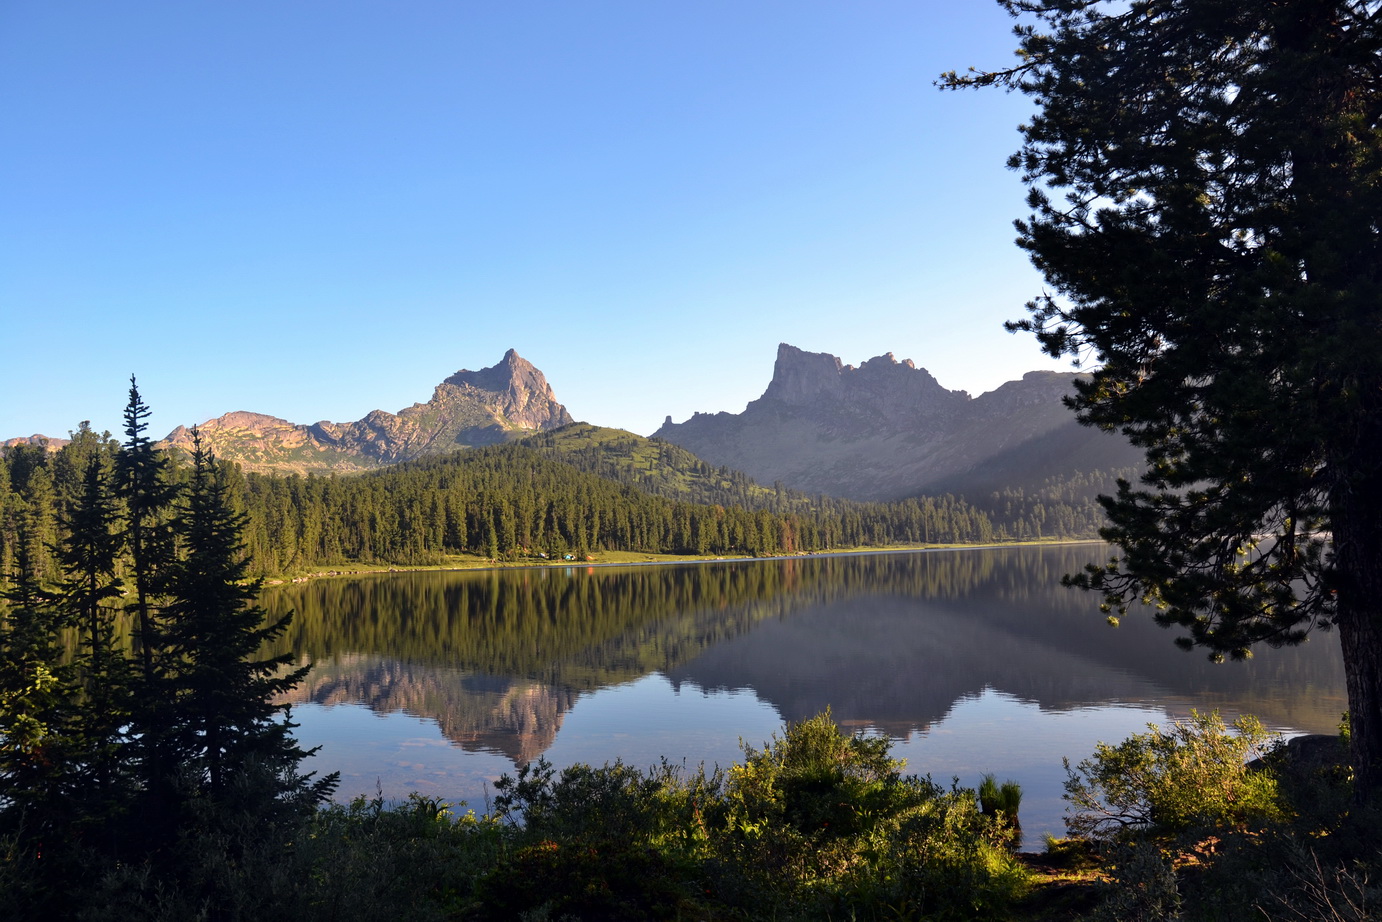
<box><xmin>264</xmin><ymin>543</ymin><xmax>1347</xmax><ymax>844</ymax></box>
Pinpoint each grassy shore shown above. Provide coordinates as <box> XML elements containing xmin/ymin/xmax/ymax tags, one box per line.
<box><xmin>261</xmin><ymin>537</ymin><xmax>1099</xmax><ymax>584</ymax></box>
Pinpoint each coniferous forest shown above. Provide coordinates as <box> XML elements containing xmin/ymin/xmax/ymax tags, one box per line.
<box><xmin>0</xmin><ymin>382</ymin><xmax>337</xmax><ymax>919</ymax></box>
<box><xmin>2</xmin><ymin>413</ymin><xmax>1116</xmax><ymax>586</ymax></box>
<box><xmin>236</xmin><ymin>444</ymin><xmax>1000</xmax><ymax>575</ymax></box>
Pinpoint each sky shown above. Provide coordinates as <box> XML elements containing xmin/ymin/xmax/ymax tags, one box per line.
<box><xmin>1</xmin><ymin>1</ymin><xmax>1074</xmax><ymax>442</ymax></box>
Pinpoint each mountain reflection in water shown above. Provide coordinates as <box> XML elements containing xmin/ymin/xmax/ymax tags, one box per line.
<box><xmin>265</xmin><ymin>545</ymin><xmax>1346</xmax><ymax>838</ymax></box>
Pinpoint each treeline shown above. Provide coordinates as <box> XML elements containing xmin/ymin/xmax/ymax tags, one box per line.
<box><xmin>0</xmin><ymin>384</ymin><xmax>333</xmax><ymax>919</ymax></box>
<box><xmin>0</xmin><ymin>423</ymin><xmax>129</xmax><ymax>588</ymax></box>
<box><xmin>238</xmin><ymin>443</ymin><xmax>997</xmax><ymax>575</ymax></box>
<box><xmin>973</xmin><ymin>467</ymin><xmax>1144</xmax><ymax>541</ymax></box>
<box><xmin>1</xmin><ymin>422</ymin><xmax>1123</xmax><ymax>586</ymax></box>
<box><xmin>520</xmin><ymin>424</ymin><xmax>1116</xmax><ymax>544</ymax></box>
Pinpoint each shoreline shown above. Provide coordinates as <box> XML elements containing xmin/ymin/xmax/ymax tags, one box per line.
<box><xmin>261</xmin><ymin>537</ymin><xmax>1106</xmax><ymax>585</ymax></box>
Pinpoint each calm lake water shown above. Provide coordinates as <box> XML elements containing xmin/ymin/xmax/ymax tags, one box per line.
<box><xmin>264</xmin><ymin>544</ymin><xmax>1347</xmax><ymax>844</ymax></box>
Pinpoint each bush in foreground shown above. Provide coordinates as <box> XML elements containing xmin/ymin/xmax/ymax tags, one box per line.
<box><xmin>1063</xmin><ymin>710</ymin><xmax>1379</xmax><ymax>922</ymax></box>
<box><xmin>31</xmin><ymin>713</ymin><xmax>1025</xmax><ymax>922</ymax></box>
<box><xmin>481</xmin><ymin>710</ymin><xmax>1027</xmax><ymax>920</ymax></box>
<box><xmin>1063</xmin><ymin>710</ymin><xmax>1282</xmax><ymax>842</ymax></box>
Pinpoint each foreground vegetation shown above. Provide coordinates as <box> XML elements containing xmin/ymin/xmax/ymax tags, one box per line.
<box><xmin>4</xmin><ymin>706</ymin><xmax>1374</xmax><ymax>921</ymax></box>
<box><xmin>1</xmin><ymin>383</ymin><xmax>337</xmax><ymax>919</ymax></box>
<box><xmin>1</xmin><ymin>712</ymin><xmax>1030</xmax><ymax>921</ymax></box>
<box><xmin>1041</xmin><ymin>711</ymin><xmax>1379</xmax><ymax>922</ymax></box>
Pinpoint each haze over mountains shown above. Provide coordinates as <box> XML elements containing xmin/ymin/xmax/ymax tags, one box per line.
<box><xmin>654</xmin><ymin>344</ymin><xmax>1142</xmax><ymax>501</ymax></box>
<box><xmin>5</xmin><ymin>344</ymin><xmax>1140</xmax><ymax>503</ymax></box>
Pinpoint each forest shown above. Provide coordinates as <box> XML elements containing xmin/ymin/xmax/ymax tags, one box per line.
<box><xmin>0</xmin><ymin>415</ymin><xmax>1120</xmax><ymax>585</ymax></box>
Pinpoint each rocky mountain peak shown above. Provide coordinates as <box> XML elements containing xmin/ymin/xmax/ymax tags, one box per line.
<box><xmin>761</xmin><ymin>343</ymin><xmax>846</xmax><ymax>405</ymax></box>
<box><xmin>141</xmin><ymin>350</ymin><xmax>575</xmax><ymax>474</ymax></box>
<box><xmin>440</xmin><ymin>348</ymin><xmax>571</xmax><ymax>432</ymax></box>
<box><xmin>444</xmin><ymin>347</ymin><xmax>522</xmax><ymax>393</ymax></box>
<box><xmin>754</xmin><ymin>343</ymin><xmax>969</xmax><ymax>421</ymax></box>
<box><xmin>1</xmin><ymin>434</ymin><xmax>67</xmax><ymax>454</ymax></box>
<box><xmin>166</xmin><ymin>411</ymin><xmax>295</xmax><ymax>441</ymax></box>
<box><xmin>971</xmin><ymin>370</ymin><xmax>1081</xmax><ymax>418</ymax></box>
<box><xmin>653</xmin><ymin>342</ymin><xmax>1136</xmax><ymax>501</ymax></box>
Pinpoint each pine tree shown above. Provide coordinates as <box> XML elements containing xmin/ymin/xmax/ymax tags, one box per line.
<box><xmin>114</xmin><ymin>376</ymin><xmax>180</xmax><ymax>839</ymax></box>
<box><xmin>0</xmin><ymin>458</ymin><xmax>12</xmax><ymax>579</ymax></box>
<box><xmin>16</xmin><ymin>466</ymin><xmax>58</xmax><ymax>588</ymax></box>
<box><xmin>947</xmin><ymin>1</ymin><xmax>1382</xmax><ymax>803</ymax></box>
<box><xmin>115</xmin><ymin>376</ymin><xmax>175</xmax><ymax>688</ymax></box>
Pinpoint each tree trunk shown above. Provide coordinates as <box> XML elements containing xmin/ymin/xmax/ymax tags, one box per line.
<box><xmin>1330</xmin><ymin>427</ymin><xmax>1382</xmax><ymax>807</ymax></box>
<box><xmin>1335</xmin><ymin>596</ymin><xmax>1382</xmax><ymax>807</ymax></box>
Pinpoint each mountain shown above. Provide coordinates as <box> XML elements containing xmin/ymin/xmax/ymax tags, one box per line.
<box><xmin>1</xmin><ymin>435</ymin><xmax>68</xmax><ymax>454</ymax></box>
<box><xmin>160</xmin><ymin>349</ymin><xmax>574</xmax><ymax>474</ymax></box>
<box><xmin>652</xmin><ymin>343</ymin><xmax>1143</xmax><ymax>502</ymax></box>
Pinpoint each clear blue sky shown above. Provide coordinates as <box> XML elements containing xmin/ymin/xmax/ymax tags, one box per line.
<box><xmin>2</xmin><ymin>0</ymin><xmax>1071</xmax><ymax>441</ymax></box>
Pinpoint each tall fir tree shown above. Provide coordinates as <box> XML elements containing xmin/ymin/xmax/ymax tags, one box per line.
<box><xmin>114</xmin><ymin>376</ymin><xmax>179</xmax><ymax>835</ymax></box>
<box><xmin>159</xmin><ymin>429</ymin><xmax>335</xmax><ymax>820</ymax></box>
<box><xmin>0</xmin><ymin>457</ymin><xmax>11</xmax><ymax>580</ymax></box>
<box><xmin>115</xmin><ymin>377</ymin><xmax>175</xmax><ymax>686</ymax></box>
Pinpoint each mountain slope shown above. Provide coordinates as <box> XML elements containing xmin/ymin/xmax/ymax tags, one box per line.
<box><xmin>160</xmin><ymin>349</ymin><xmax>574</xmax><ymax>474</ymax></box>
<box><xmin>653</xmin><ymin>343</ymin><xmax>1143</xmax><ymax>502</ymax></box>
<box><xmin>519</xmin><ymin>423</ymin><xmax>791</xmax><ymax>510</ymax></box>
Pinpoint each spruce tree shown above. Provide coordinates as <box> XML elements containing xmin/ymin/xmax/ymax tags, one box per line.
<box><xmin>159</xmin><ymin>429</ymin><xmax>335</xmax><ymax>820</ymax></box>
<box><xmin>114</xmin><ymin>376</ymin><xmax>179</xmax><ymax>836</ymax></box>
<box><xmin>115</xmin><ymin>376</ymin><xmax>175</xmax><ymax>687</ymax></box>
<box><xmin>0</xmin><ymin>458</ymin><xmax>11</xmax><ymax>579</ymax></box>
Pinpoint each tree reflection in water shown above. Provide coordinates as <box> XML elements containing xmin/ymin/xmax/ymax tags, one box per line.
<box><xmin>265</xmin><ymin>545</ymin><xmax>1346</xmax><ymax>840</ymax></box>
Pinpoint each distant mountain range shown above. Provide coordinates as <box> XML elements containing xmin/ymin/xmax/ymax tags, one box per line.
<box><xmin>6</xmin><ymin>344</ymin><xmax>1140</xmax><ymax>503</ymax></box>
<box><xmin>157</xmin><ymin>349</ymin><xmax>573</xmax><ymax>475</ymax></box>
<box><xmin>653</xmin><ymin>343</ymin><xmax>1142</xmax><ymax>502</ymax></box>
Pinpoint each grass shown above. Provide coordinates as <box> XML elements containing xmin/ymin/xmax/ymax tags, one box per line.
<box><xmin>259</xmin><ymin>539</ymin><xmax>1090</xmax><ymax>584</ymax></box>
<box><xmin>1012</xmin><ymin>839</ymin><xmax>1107</xmax><ymax>921</ymax></box>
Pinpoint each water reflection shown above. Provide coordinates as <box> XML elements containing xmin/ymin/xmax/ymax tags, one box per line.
<box><xmin>267</xmin><ymin>545</ymin><xmax>1345</xmax><ymax>771</ymax></box>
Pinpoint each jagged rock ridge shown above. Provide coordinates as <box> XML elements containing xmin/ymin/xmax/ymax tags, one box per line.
<box><xmin>161</xmin><ymin>349</ymin><xmax>574</xmax><ymax>474</ymax></box>
<box><xmin>653</xmin><ymin>343</ymin><xmax>1142</xmax><ymax>502</ymax></box>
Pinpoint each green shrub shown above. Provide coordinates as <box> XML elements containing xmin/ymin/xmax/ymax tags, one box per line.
<box><xmin>474</xmin><ymin>838</ymin><xmax>693</xmax><ymax>922</ymax></box>
<box><xmin>494</xmin><ymin>758</ymin><xmax>673</xmax><ymax>845</ymax></box>
<box><xmin>1063</xmin><ymin>710</ymin><xmax>1283</xmax><ymax>841</ymax></box>
<box><xmin>719</xmin><ymin>711</ymin><xmax>1028</xmax><ymax>919</ymax></box>
<box><xmin>1086</xmin><ymin>838</ymin><xmax>1184</xmax><ymax>922</ymax></box>
<box><xmin>281</xmin><ymin>794</ymin><xmax>502</xmax><ymax>922</ymax></box>
<box><xmin>483</xmin><ymin>711</ymin><xmax>1030</xmax><ymax>920</ymax></box>
<box><xmin>724</xmin><ymin>710</ymin><xmax>905</xmax><ymax>844</ymax></box>
<box><xmin>486</xmin><ymin>759</ymin><xmax>715</xmax><ymax>919</ymax></box>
